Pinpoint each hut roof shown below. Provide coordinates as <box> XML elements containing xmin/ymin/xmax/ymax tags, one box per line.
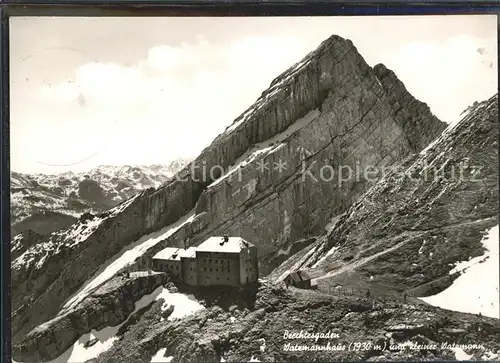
<box><xmin>196</xmin><ymin>236</ymin><xmax>253</xmax><ymax>253</ymax></box>
<box><xmin>153</xmin><ymin>247</ymin><xmax>196</xmax><ymax>261</ymax></box>
<box><xmin>286</xmin><ymin>270</ymin><xmax>311</xmax><ymax>283</ymax></box>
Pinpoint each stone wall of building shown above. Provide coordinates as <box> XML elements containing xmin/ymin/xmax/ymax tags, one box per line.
<box><xmin>239</xmin><ymin>246</ymin><xmax>259</xmax><ymax>285</ymax></box>
<box><xmin>196</xmin><ymin>251</ymin><xmax>241</xmax><ymax>287</ymax></box>
<box><xmin>152</xmin><ymin>258</ymin><xmax>181</xmax><ymax>278</ymax></box>
<box><xmin>181</xmin><ymin>257</ymin><xmax>197</xmax><ymax>286</ymax></box>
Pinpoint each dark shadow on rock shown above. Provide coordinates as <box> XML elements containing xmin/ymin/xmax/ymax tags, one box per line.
<box><xmin>117</xmin><ymin>300</ymin><xmax>156</xmax><ymax>337</ymax></box>
<box><xmin>169</xmin><ymin>281</ymin><xmax>261</xmax><ymax>311</ymax></box>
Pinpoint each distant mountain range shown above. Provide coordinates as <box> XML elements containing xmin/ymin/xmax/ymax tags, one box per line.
<box><xmin>10</xmin><ymin>160</ymin><xmax>190</xmax><ymax>239</ymax></box>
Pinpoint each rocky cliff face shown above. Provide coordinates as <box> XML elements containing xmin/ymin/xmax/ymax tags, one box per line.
<box><xmin>88</xmin><ymin>282</ymin><xmax>500</xmax><ymax>362</ymax></box>
<box><xmin>12</xmin><ymin>34</ymin><xmax>446</xmax><ymax>345</ymax></box>
<box><xmin>113</xmin><ymin>34</ymin><xmax>446</xmax><ymax>277</ymax></box>
<box><xmin>270</xmin><ymin>94</ymin><xmax>498</xmax><ymax>301</ymax></box>
<box><xmin>12</xmin><ymin>195</ymin><xmax>146</xmax><ymax>339</ymax></box>
<box><xmin>12</xmin><ymin>272</ymin><xmax>168</xmax><ymax>362</ymax></box>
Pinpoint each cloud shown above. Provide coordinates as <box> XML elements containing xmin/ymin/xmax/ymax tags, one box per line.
<box><xmin>146</xmin><ymin>45</ymin><xmax>185</xmax><ymax>72</ymax></box>
<box><xmin>10</xmin><ymin>17</ymin><xmax>497</xmax><ymax>173</ymax></box>
<box><xmin>13</xmin><ymin>35</ymin><xmax>309</xmax><ymax>172</ymax></box>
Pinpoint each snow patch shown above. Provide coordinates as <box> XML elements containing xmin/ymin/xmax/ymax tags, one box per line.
<box><xmin>246</xmin><ymin>178</ymin><xmax>258</xmax><ymax>195</ymax></box>
<box><xmin>48</xmin><ymin>284</ymin><xmax>166</xmax><ymax>363</ymax></box>
<box><xmin>259</xmin><ymin>338</ymin><xmax>266</xmax><ymax>352</ymax></box>
<box><xmin>150</xmin><ymin>349</ymin><xmax>173</xmax><ymax>363</ymax></box>
<box><xmin>450</xmin><ymin>252</ymin><xmax>489</xmax><ymax>275</ymax></box>
<box><xmin>312</xmin><ymin>246</ymin><xmax>338</xmax><ymax>268</ymax></box>
<box><xmin>450</xmin><ymin>347</ymin><xmax>472</xmax><ymax>361</ymax></box>
<box><xmin>418</xmin><ymin>240</ymin><xmax>426</xmax><ymax>255</ymax></box>
<box><xmin>419</xmin><ymin>225</ymin><xmax>499</xmax><ymax>318</ymax></box>
<box><xmin>209</xmin><ymin>145</ymin><xmax>276</xmax><ymax>188</ymax></box>
<box><xmin>225</xmin><ymin>106</ymin><xmax>256</xmax><ymax>134</ymax></box>
<box><xmin>324</xmin><ymin>220</ymin><xmax>336</xmax><ymax>232</ymax></box>
<box><xmin>214</xmin><ymin>109</ymin><xmax>320</xmax><ymax>188</ymax></box>
<box><xmin>481</xmin><ymin>351</ymin><xmax>499</xmax><ymax>360</ymax></box>
<box><xmin>283</xmin><ymin>210</ymin><xmax>291</xmax><ymax>238</ymax></box>
<box><xmin>46</xmin><ymin>332</ymin><xmax>117</xmax><ymax>363</ymax></box>
<box><xmin>271</xmin><ymin>109</ymin><xmax>321</xmax><ymax>144</ymax></box>
<box><xmin>155</xmin><ymin>287</ymin><xmax>205</xmax><ymax>321</ymax></box>
<box><xmin>13</xmin><ymin>193</ymin><xmax>142</xmax><ymax>272</ymax></box>
<box><xmin>323</xmin><ymin>213</ymin><xmax>346</xmax><ymax>233</ymax></box>
<box><xmin>420</xmin><ymin>118</ymin><xmax>462</xmax><ymax>156</ymax></box>
<box><xmin>277</xmin><ymin>244</ymin><xmax>293</xmax><ymax>257</ymax></box>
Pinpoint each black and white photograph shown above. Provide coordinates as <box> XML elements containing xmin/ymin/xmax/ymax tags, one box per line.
<box><xmin>8</xmin><ymin>14</ymin><xmax>499</xmax><ymax>362</ymax></box>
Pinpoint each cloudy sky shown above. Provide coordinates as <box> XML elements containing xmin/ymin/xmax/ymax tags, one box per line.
<box><xmin>10</xmin><ymin>15</ymin><xmax>497</xmax><ymax>174</ymax></box>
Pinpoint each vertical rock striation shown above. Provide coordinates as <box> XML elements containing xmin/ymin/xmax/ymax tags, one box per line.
<box><xmin>12</xmin><ymin>34</ymin><xmax>447</xmax><ymax>342</ymax></box>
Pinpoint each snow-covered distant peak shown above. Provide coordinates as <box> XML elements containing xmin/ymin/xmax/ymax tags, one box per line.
<box><xmin>10</xmin><ymin>160</ymin><xmax>191</xmax><ymax>237</ymax></box>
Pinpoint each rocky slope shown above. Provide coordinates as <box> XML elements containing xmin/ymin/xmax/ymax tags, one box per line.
<box><xmin>11</xmin><ymin>34</ymin><xmax>447</xmax><ymax>347</ymax></box>
<box><xmin>11</xmin><ymin>229</ymin><xmax>46</xmax><ymax>260</ymax></box>
<box><xmin>13</xmin><ymin>272</ymin><xmax>168</xmax><ymax>362</ymax></box>
<box><xmin>89</xmin><ymin>283</ymin><xmax>500</xmax><ymax>362</ymax></box>
<box><xmin>11</xmin><ymin>161</ymin><xmax>189</xmax><ymax>236</ymax></box>
<box><xmin>14</xmin><ymin>278</ymin><xmax>500</xmax><ymax>362</ymax></box>
<box><xmin>270</xmin><ymin>94</ymin><xmax>498</xmax><ymax>303</ymax></box>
